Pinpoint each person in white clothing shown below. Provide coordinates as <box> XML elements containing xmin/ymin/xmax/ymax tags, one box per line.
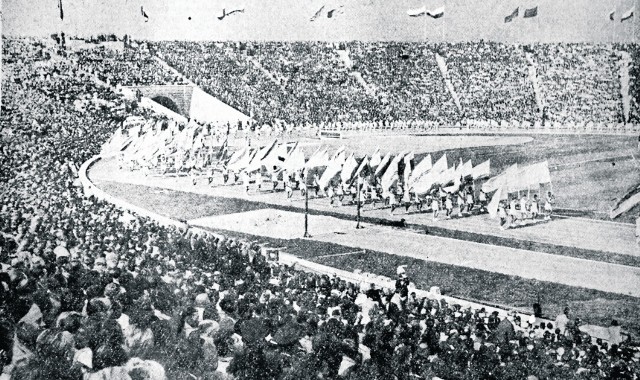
<box><xmin>544</xmin><ymin>191</ymin><xmax>554</xmax><ymax>220</ymax></box>
<box><xmin>431</xmin><ymin>196</ymin><xmax>440</xmax><ymax>221</ymax></box>
<box><xmin>530</xmin><ymin>194</ymin><xmax>540</xmax><ymax>219</ymax></box>
<box><xmin>445</xmin><ymin>194</ymin><xmax>453</xmax><ymax>219</ymax></box>
<box><xmin>519</xmin><ymin>195</ymin><xmax>529</xmax><ymax>223</ymax></box>
<box><xmin>509</xmin><ymin>196</ymin><xmax>519</xmax><ymax>224</ymax></box>
<box><xmin>478</xmin><ymin>190</ymin><xmax>487</xmax><ymax>213</ymax></box>
<box><xmin>498</xmin><ymin>201</ymin><xmax>509</xmax><ymax>229</ymax></box>
<box><xmin>457</xmin><ymin>192</ymin><xmax>465</xmax><ymax>217</ymax></box>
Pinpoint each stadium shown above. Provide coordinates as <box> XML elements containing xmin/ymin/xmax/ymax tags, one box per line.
<box><xmin>2</xmin><ymin>0</ymin><xmax>640</xmax><ymax>379</ymax></box>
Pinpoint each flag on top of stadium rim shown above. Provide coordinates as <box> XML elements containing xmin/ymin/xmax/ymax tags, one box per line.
<box><xmin>327</xmin><ymin>5</ymin><xmax>344</xmax><ymax>18</ymax></box>
<box><xmin>427</xmin><ymin>6</ymin><xmax>445</xmax><ymax>19</ymax></box>
<box><xmin>609</xmin><ymin>9</ymin><xmax>616</xmax><ymax>21</ymax></box>
<box><xmin>141</xmin><ymin>6</ymin><xmax>149</xmax><ymax>22</ymax></box>
<box><xmin>310</xmin><ymin>5</ymin><xmax>325</xmax><ymax>21</ymax></box>
<box><xmin>621</xmin><ymin>7</ymin><xmax>635</xmax><ymax>22</ymax></box>
<box><xmin>219</xmin><ymin>8</ymin><xmax>245</xmax><ymax>21</ymax></box>
<box><xmin>407</xmin><ymin>6</ymin><xmax>427</xmax><ymax>17</ymax></box>
<box><xmin>504</xmin><ymin>7</ymin><xmax>519</xmax><ymax>23</ymax></box>
<box><xmin>523</xmin><ymin>6</ymin><xmax>538</xmax><ymax>18</ymax></box>
<box><xmin>58</xmin><ymin>0</ymin><xmax>64</xmax><ymax>20</ymax></box>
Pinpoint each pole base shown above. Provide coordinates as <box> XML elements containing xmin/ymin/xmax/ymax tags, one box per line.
<box><xmin>304</xmin><ymin>233</ymin><xmax>312</xmax><ymax>238</ymax></box>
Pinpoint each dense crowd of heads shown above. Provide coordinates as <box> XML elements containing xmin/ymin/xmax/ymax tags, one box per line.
<box><xmin>1</xmin><ymin>38</ymin><xmax>639</xmax><ymax>380</ymax></box>
<box><xmin>151</xmin><ymin>40</ymin><xmax>639</xmax><ymax>128</ymax></box>
<box><xmin>75</xmin><ymin>46</ymin><xmax>187</xmax><ymax>87</ymax></box>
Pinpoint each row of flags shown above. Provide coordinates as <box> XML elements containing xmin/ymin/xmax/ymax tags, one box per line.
<box><xmin>225</xmin><ymin>141</ymin><xmax>493</xmax><ymax>199</ymax></box>
<box><xmin>56</xmin><ymin>2</ymin><xmax>635</xmax><ymax>25</ymax></box>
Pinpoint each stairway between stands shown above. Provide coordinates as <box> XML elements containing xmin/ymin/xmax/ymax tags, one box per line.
<box><xmin>524</xmin><ymin>51</ymin><xmax>545</xmax><ymax>119</ymax></box>
<box><xmin>335</xmin><ymin>49</ymin><xmax>377</xmax><ymax>96</ymax></box>
<box><xmin>617</xmin><ymin>50</ymin><xmax>632</xmax><ymax>123</ymax></box>
<box><xmin>433</xmin><ymin>53</ymin><xmax>463</xmax><ymax>114</ymax></box>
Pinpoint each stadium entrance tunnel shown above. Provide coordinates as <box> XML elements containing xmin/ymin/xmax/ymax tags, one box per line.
<box><xmin>125</xmin><ymin>85</ymin><xmax>194</xmax><ymax>118</ymax></box>
<box><xmin>151</xmin><ymin>96</ymin><xmax>181</xmax><ymax>115</ymax></box>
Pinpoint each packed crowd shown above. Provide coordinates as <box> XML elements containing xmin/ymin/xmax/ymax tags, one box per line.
<box><xmin>151</xmin><ymin>40</ymin><xmax>638</xmax><ymax>128</ymax></box>
<box><xmin>442</xmin><ymin>42</ymin><xmax>538</xmax><ymax>122</ymax></box>
<box><xmin>535</xmin><ymin>44</ymin><xmax>621</xmax><ymax>123</ymax></box>
<box><xmin>2</xmin><ymin>38</ymin><xmax>640</xmax><ymax>380</ymax></box>
<box><xmin>75</xmin><ymin>47</ymin><xmax>187</xmax><ymax>87</ymax></box>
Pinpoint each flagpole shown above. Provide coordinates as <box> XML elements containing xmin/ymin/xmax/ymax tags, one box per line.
<box><xmin>304</xmin><ymin>182</ymin><xmax>311</xmax><ymax>238</ymax></box>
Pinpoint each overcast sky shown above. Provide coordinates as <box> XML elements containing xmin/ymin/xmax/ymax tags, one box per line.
<box><xmin>2</xmin><ymin>0</ymin><xmax>638</xmax><ymax>42</ymax></box>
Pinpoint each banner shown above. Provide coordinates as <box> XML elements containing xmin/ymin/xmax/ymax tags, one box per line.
<box><xmin>472</xmin><ymin>159</ymin><xmax>491</xmax><ymax>179</ymax></box>
<box><xmin>341</xmin><ymin>153</ymin><xmax>359</xmax><ymax>184</ymax></box>
<box><xmin>407</xmin><ymin>6</ymin><xmax>427</xmax><ymax>17</ymax></box>
<box><xmin>432</xmin><ymin>153</ymin><xmax>448</xmax><ymax>174</ymax></box>
<box><xmin>481</xmin><ymin>163</ymin><xmax>518</xmax><ymax>193</ymax></box>
<box><xmin>318</xmin><ymin>151</ymin><xmax>346</xmax><ymax>189</ymax></box>
<box><xmin>351</xmin><ymin>156</ymin><xmax>370</xmax><ymax>183</ymax></box>
<box><xmin>523</xmin><ymin>6</ymin><xmax>538</xmax><ymax>18</ymax></box>
<box><xmin>487</xmin><ymin>185</ymin><xmax>504</xmax><ymax>219</ymax></box>
<box><xmin>403</xmin><ymin>152</ymin><xmax>415</xmax><ymax>185</ymax></box>
<box><xmin>374</xmin><ymin>152</ymin><xmax>392</xmax><ymax>178</ymax></box>
<box><xmin>310</xmin><ymin>5</ymin><xmax>325</xmax><ymax>21</ymax></box>
<box><xmin>282</xmin><ymin>145</ymin><xmax>305</xmax><ymax>171</ymax></box>
<box><xmin>141</xmin><ymin>6</ymin><xmax>149</xmax><ymax>22</ymax></box>
<box><xmin>510</xmin><ymin>161</ymin><xmax>551</xmax><ymax>192</ymax></box>
<box><xmin>409</xmin><ymin>154</ymin><xmax>432</xmax><ymax>185</ymax></box>
<box><xmin>369</xmin><ymin>148</ymin><xmax>382</xmax><ymax>171</ymax></box>
<box><xmin>427</xmin><ymin>6</ymin><xmax>445</xmax><ymax>18</ymax></box>
<box><xmin>380</xmin><ymin>152</ymin><xmax>406</xmax><ymax>193</ymax></box>
<box><xmin>621</xmin><ymin>7</ymin><xmax>635</xmax><ymax>22</ymax></box>
<box><xmin>505</xmin><ymin>7</ymin><xmax>519</xmax><ymax>23</ymax></box>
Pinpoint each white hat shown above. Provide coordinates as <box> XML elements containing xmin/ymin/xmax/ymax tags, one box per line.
<box><xmin>396</xmin><ymin>265</ymin><xmax>407</xmax><ymax>276</ymax></box>
<box><xmin>54</xmin><ymin>245</ymin><xmax>70</xmax><ymax>259</ymax></box>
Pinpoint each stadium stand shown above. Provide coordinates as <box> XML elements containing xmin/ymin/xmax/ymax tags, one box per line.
<box><xmin>2</xmin><ymin>38</ymin><xmax>640</xmax><ymax>380</ymax></box>
<box><xmin>151</xmin><ymin>40</ymin><xmax>639</xmax><ymax>133</ymax></box>
<box><xmin>76</xmin><ymin>48</ymin><xmax>187</xmax><ymax>87</ymax></box>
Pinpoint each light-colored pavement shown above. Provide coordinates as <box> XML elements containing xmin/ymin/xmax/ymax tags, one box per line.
<box><xmin>189</xmin><ymin>208</ymin><xmax>640</xmax><ymax>297</ymax></box>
